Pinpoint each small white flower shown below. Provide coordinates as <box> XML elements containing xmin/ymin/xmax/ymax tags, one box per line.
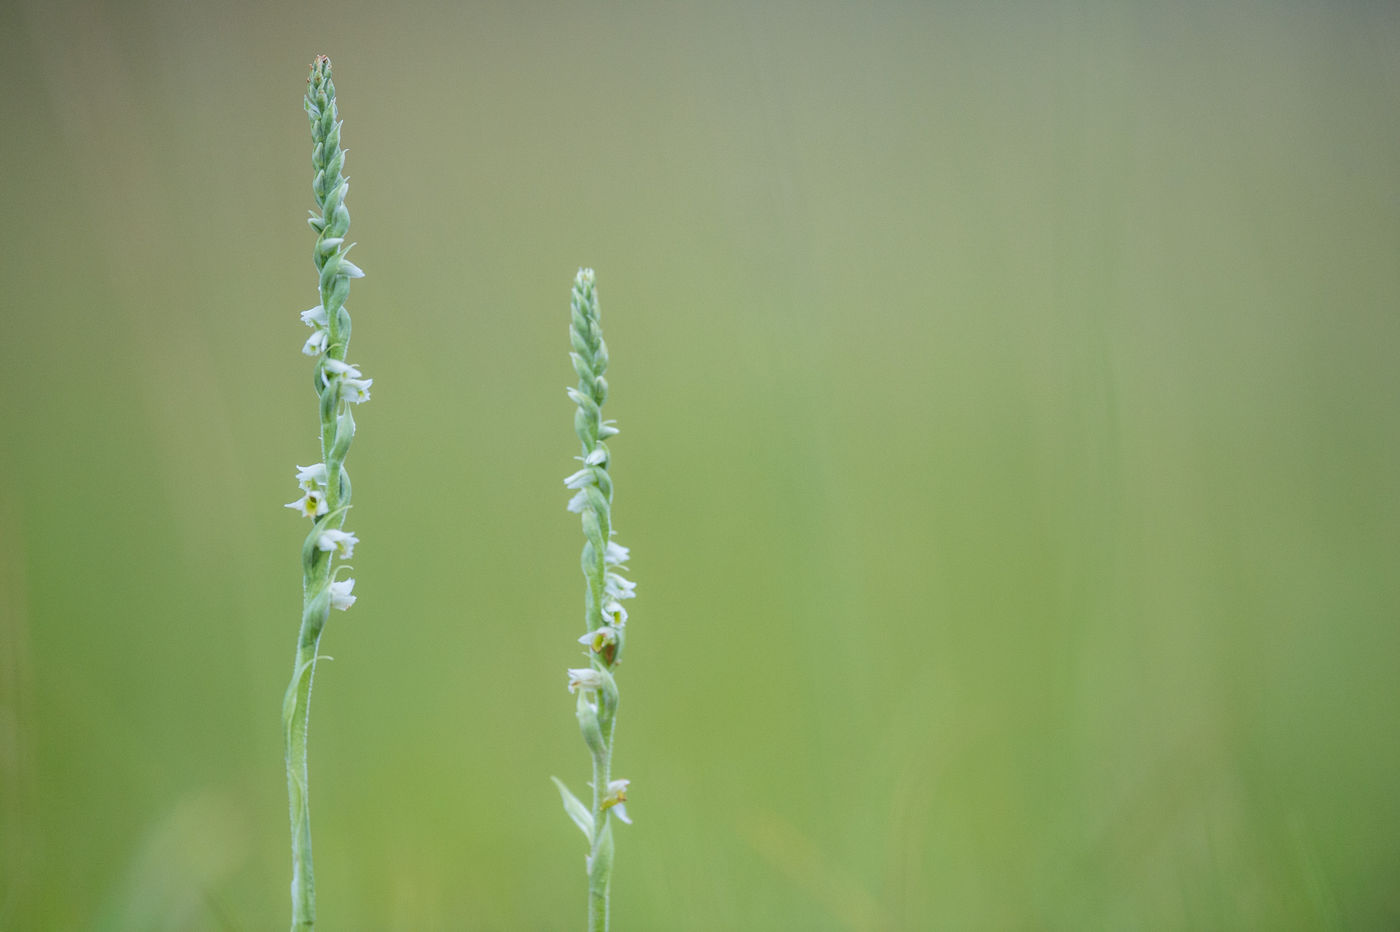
<box><xmin>295</xmin><ymin>463</ymin><xmax>328</xmax><ymax>492</ymax></box>
<box><xmin>341</xmin><ymin>376</ymin><xmax>373</xmax><ymax>404</ymax></box>
<box><xmin>603</xmin><ymin>599</ymin><xmax>629</xmax><ymax>625</ymax></box>
<box><xmin>339</xmin><ymin>258</ymin><xmax>365</xmax><ymax>279</ymax></box>
<box><xmin>286</xmin><ymin>489</ymin><xmax>329</xmax><ymax>518</ymax></box>
<box><xmin>329</xmin><ymin>578</ymin><xmax>356</xmax><ymax>610</ymax></box>
<box><xmin>602</xmin><ymin>778</ymin><xmax>631</xmax><ymax>824</ymax></box>
<box><xmin>302</xmin><ymin>329</ymin><xmax>328</xmax><ymax>357</ymax></box>
<box><xmin>579</xmin><ymin>625</ymin><xmax>619</xmax><ymax>650</ymax></box>
<box><xmin>300</xmin><ymin>305</ymin><xmax>328</xmax><ymax>328</ymax></box>
<box><xmin>583</xmin><ymin>447</ymin><xmax>607</xmax><ymax>466</ymax></box>
<box><xmin>316</xmin><ymin>528</ymin><xmax>358</xmax><ymax>559</ymax></box>
<box><xmin>322</xmin><ymin>358</ymin><xmax>363</xmax><ymax>379</ymax></box>
<box><xmin>563</xmin><ymin>468</ymin><xmax>594</xmax><ymax>490</ymax></box>
<box><xmin>604</xmin><ymin>571</ymin><xmax>636</xmax><ymax>601</ymax></box>
<box><xmin>598</xmin><ymin>420</ymin><xmax>620</xmax><ymax>438</ymax></box>
<box><xmin>567</xmin><ymin>668</ymin><xmax>605</xmax><ymax>693</ymax></box>
<box><xmin>604</xmin><ymin>541</ymin><xmax>630</xmax><ymax>566</ymax></box>
<box><xmin>566</xmin><ymin>490</ymin><xmax>588</xmax><ymax>514</ymax></box>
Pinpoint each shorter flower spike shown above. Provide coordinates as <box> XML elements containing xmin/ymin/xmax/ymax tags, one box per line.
<box><xmin>558</xmin><ymin>268</ymin><xmax>637</xmax><ymax>926</ymax></box>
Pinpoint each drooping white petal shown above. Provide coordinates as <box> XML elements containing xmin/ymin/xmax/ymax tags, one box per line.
<box><xmin>603</xmin><ymin>600</ymin><xmax>629</xmax><ymax>625</ymax></box>
<box><xmin>329</xmin><ymin>578</ymin><xmax>356</xmax><ymax>610</ymax></box>
<box><xmin>563</xmin><ymin>468</ymin><xmax>594</xmax><ymax>490</ymax></box>
<box><xmin>286</xmin><ymin>490</ymin><xmax>329</xmax><ymax>519</ymax></box>
<box><xmin>295</xmin><ymin>463</ymin><xmax>329</xmax><ymax>491</ymax></box>
<box><xmin>302</xmin><ymin>329</ymin><xmax>329</xmax><ymax>357</ymax></box>
<box><xmin>604</xmin><ymin>571</ymin><xmax>636</xmax><ymax>600</ymax></box>
<box><xmin>322</xmin><ymin>358</ymin><xmax>363</xmax><ymax>379</ymax></box>
<box><xmin>341</xmin><ymin>377</ymin><xmax>373</xmax><ymax>404</ymax></box>
<box><xmin>567</xmin><ymin>668</ymin><xmax>605</xmax><ymax>693</ymax></box>
<box><xmin>316</xmin><ymin>528</ymin><xmax>358</xmax><ymax>559</ymax></box>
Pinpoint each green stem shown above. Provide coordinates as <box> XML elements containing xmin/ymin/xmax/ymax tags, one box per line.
<box><xmin>285</xmin><ymin>631</ymin><xmax>322</xmax><ymax>930</ymax></box>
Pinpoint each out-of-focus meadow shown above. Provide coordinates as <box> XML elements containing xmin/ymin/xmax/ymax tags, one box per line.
<box><xmin>2</xmin><ymin>1</ymin><xmax>1398</xmax><ymax>928</ymax></box>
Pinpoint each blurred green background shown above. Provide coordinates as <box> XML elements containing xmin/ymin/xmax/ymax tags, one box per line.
<box><xmin>2</xmin><ymin>0</ymin><xmax>1398</xmax><ymax>928</ymax></box>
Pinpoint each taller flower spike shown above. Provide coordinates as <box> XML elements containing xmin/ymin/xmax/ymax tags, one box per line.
<box><xmin>283</xmin><ymin>54</ymin><xmax>373</xmax><ymax>932</ymax></box>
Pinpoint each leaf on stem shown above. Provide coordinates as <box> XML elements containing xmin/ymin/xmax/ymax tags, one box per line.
<box><xmin>552</xmin><ymin>776</ymin><xmax>595</xmax><ymax>842</ymax></box>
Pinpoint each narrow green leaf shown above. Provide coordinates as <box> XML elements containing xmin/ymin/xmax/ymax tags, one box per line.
<box><xmin>551</xmin><ymin>776</ymin><xmax>595</xmax><ymax>842</ymax></box>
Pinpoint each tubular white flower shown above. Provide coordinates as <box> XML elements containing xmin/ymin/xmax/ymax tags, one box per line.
<box><xmin>579</xmin><ymin>625</ymin><xmax>619</xmax><ymax>650</ymax></box>
<box><xmin>341</xmin><ymin>376</ymin><xmax>373</xmax><ymax>404</ymax></box>
<box><xmin>603</xmin><ymin>541</ymin><xmax>629</xmax><ymax>566</ymax></box>
<box><xmin>601</xmin><ymin>778</ymin><xmax>631</xmax><ymax>824</ymax></box>
<box><xmin>568</xmin><ymin>668</ymin><xmax>605</xmax><ymax>693</ymax></box>
<box><xmin>296</xmin><ymin>463</ymin><xmax>328</xmax><ymax>491</ymax></box>
<box><xmin>604</xmin><ymin>571</ymin><xmax>636</xmax><ymax>601</ymax></box>
<box><xmin>563</xmin><ymin>467</ymin><xmax>594</xmax><ymax>489</ymax></box>
<box><xmin>302</xmin><ymin>329</ymin><xmax>329</xmax><ymax>357</ymax></box>
<box><xmin>300</xmin><ymin>305</ymin><xmax>328</xmax><ymax>328</ymax></box>
<box><xmin>603</xmin><ymin>599</ymin><xmax>628</xmax><ymax>625</ymax></box>
<box><xmin>286</xmin><ymin>489</ymin><xmax>329</xmax><ymax>519</ymax></box>
<box><xmin>328</xmin><ymin>577</ymin><xmax>356</xmax><ymax>611</ymax></box>
<box><xmin>322</xmin><ymin>357</ymin><xmax>363</xmax><ymax>380</ymax></box>
<box><xmin>316</xmin><ymin>528</ymin><xmax>358</xmax><ymax>559</ymax></box>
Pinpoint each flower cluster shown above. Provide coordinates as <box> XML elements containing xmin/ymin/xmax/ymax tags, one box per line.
<box><xmin>284</xmin><ymin>346</ymin><xmax>372</xmax><ymax>614</ymax></box>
